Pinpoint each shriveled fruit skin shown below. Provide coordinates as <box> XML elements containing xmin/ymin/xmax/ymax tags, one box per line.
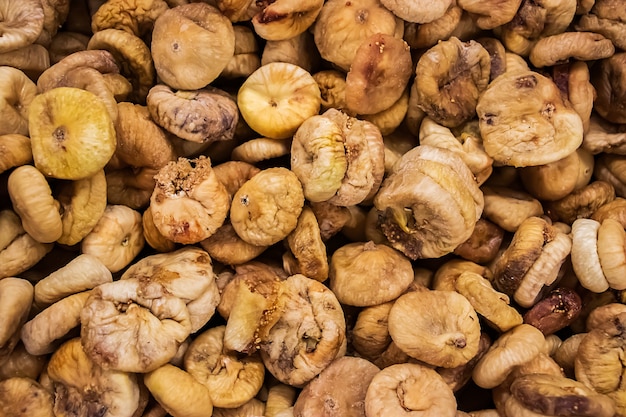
<box><xmin>388</xmin><ymin>290</ymin><xmax>481</xmax><ymax>368</ymax></box>
<box><xmin>150</xmin><ymin>156</ymin><xmax>230</xmax><ymax>245</ymax></box>
<box><xmin>476</xmin><ymin>70</ymin><xmax>583</xmax><ymax>167</ymax></box>
<box><xmin>230</xmin><ymin>167</ymin><xmax>305</xmax><ymax>246</ymax></box>
<box><xmin>151</xmin><ymin>3</ymin><xmax>235</xmax><ymax>90</ymax></box>
<box><xmin>293</xmin><ymin>356</ymin><xmax>380</xmax><ymax>417</ymax></box>
<box><xmin>260</xmin><ymin>274</ymin><xmax>346</xmax><ymax>388</ymax></box>
<box><xmin>374</xmin><ymin>145</ymin><xmax>483</xmax><ymax>259</ymax></box>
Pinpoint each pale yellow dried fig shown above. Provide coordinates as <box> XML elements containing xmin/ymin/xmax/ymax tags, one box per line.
<box><xmin>34</xmin><ymin>254</ymin><xmax>112</xmax><ymax>307</ymax></box>
<box><xmin>80</xmin><ymin>279</ymin><xmax>192</xmax><ymax>373</ymax></box>
<box><xmin>21</xmin><ymin>291</ymin><xmax>91</xmax><ymax>356</ymax></box>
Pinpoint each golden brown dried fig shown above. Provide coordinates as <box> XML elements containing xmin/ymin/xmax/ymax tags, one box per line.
<box><xmin>382</xmin><ymin>0</ymin><xmax>452</xmax><ymax>23</ymax></box>
<box><xmin>472</xmin><ymin>324</ymin><xmax>545</xmax><ymax>389</ymax></box>
<box><xmin>8</xmin><ymin>164</ymin><xmax>62</xmax><ymax>244</ymax></box>
<box><xmin>455</xmin><ymin>271</ymin><xmax>523</xmax><ymax>333</ymax></box>
<box><xmin>481</xmin><ymin>185</ymin><xmax>544</xmax><ymax>233</ymax></box>
<box><xmin>520</xmin><ymin>148</ymin><xmax>594</xmax><ymax>201</ymax></box>
<box><xmin>365</xmin><ymin>363</ymin><xmax>457</xmax><ymax>417</ymax></box>
<box><xmin>591</xmin><ymin>53</ymin><xmax>626</xmax><ymax>124</ymax></box>
<box><xmin>575</xmin><ymin>312</ymin><xmax>626</xmax><ymax>415</ymax></box>
<box><xmin>329</xmin><ymin>241</ymin><xmax>413</xmax><ymax>307</ymax></box>
<box><xmin>313</xmin><ymin>0</ymin><xmax>404</xmax><ymax>72</ymax></box>
<box><xmin>576</xmin><ymin>0</ymin><xmax>626</xmax><ymax>51</ymax></box>
<box><xmin>56</xmin><ymin>169</ymin><xmax>108</xmax><ymax>246</ymax></box>
<box><xmin>0</xmin><ymin>66</ymin><xmax>37</xmax><ymax>136</ymax></box>
<box><xmin>0</xmin><ymin>377</ymin><xmax>54</xmax><ymax>417</ymax></box>
<box><xmin>252</xmin><ymin>0</ymin><xmax>324</xmax><ymax>41</ymax></box>
<box><xmin>284</xmin><ymin>206</ymin><xmax>328</xmax><ymax>282</ymax></box>
<box><xmin>261</xmin><ymin>31</ymin><xmax>319</xmax><ymax>73</ymax></box>
<box><xmin>415</xmin><ymin>37</ymin><xmax>491</xmax><ymax>128</ymax></box>
<box><xmin>453</xmin><ymin>218</ymin><xmax>505</xmax><ymax>264</ymax></box>
<box><xmin>231</xmin><ymin>137</ymin><xmax>291</xmax><ymax>164</ymax></box>
<box><xmin>404</xmin><ymin>3</ymin><xmax>462</xmax><ymax>49</ymax></box>
<box><xmin>113</xmin><ymin>101</ymin><xmax>176</xmax><ymax>169</ymax></box>
<box><xmin>457</xmin><ymin>0</ymin><xmax>522</xmax><ymax>29</ymax></box>
<box><xmin>291</xmin><ymin>108</ymin><xmax>385</xmax><ymax>206</ymax></box>
<box><xmin>476</xmin><ymin>70</ymin><xmax>584</xmax><ymax>167</ymax></box>
<box><xmin>230</xmin><ymin>167</ymin><xmax>304</xmax><ymax>246</ymax></box>
<box><xmin>91</xmin><ymin>0</ymin><xmax>169</xmax><ymax>37</ymax></box>
<box><xmin>0</xmin><ymin>134</ymin><xmax>31</xmax><ymax>174</ymax></box>
<box><xmin>0</xmin><ymin>210</ymin><xmax>53</xmax><ymax>280</ymax></box>
<box><xmin>374</xmin><ymin>145</ymin><xmax>484</xmax><ymax>259</ymax></box>
<box><xmin>0</xmin><ymin>0</ymin><xmax>45</xmax><ymax>54</ymax></box>
<box><xmin>0</xmin><ymin>278</ymin><xmax>33</xmax><ymax>364</ymax></box>
<box><xmin>150</xmin><ymin>156</ymin><xmax>230</xmax><ymax>245</ymax></box>
<box><xmin>344</xmin><ymin>33</ymin><xmax>412</xmax><ymax>115</ymax></box>
<box><xmin>46</xmin><ymin>338</ymin><xmax>142</xmax><ymax>417</ymax></box>
<box><xmin>200</xmin><ymin>222</ymin><xmax>268</xmax><ymax>266</ymax></box>
<box><xmin>81</xmin><ymin>204</ymin><xmax>145</xmax><ymax>273</ymax></box>
<box><xmin>260</xmin><ymin>274</ymin><xmax>346</xmax><ymax>387</ymax></box>
<box><xmin>86</xmin><ymin>28</ymin><xmax>154</xmax><ymax>103</ymax></box>
<box><xmin>48</xmin><ymin>32</ymin><xmax>89</xmax><ymax>65</ymax></box>
<box><xmin>143</xmin><ymin>363</ymin><xmax>214</xmax><ymax>417</ymax></box>
<box><xmin>183</xmin><ymin>325</ymin><xmax>265</xmax><ymax>408</ymax></box>
<box><xmin>293</xmin><ymin>356</ymin><xmax>380</xmax><ymax>417</ymax></box>
<box><xmin>529</xmin><ymin>31</ymin><xmax>615</xmax><ymax>68</ymax></box>
<box><xmin>151</xmin><ymin>3</ymin><xmax>235</xmax><ymax>90</ymax></box>
<box><xmin>388</xmin><ymin>289</ymin><xmax>481</xmax><ymax>368</ymax></box>
<box><xmin>545</xmin><ymin>180</ymin><xmax>615</xmax><ymax>224</ymax></box>
<box><xmin>583</xmin><ymin>115</ymin><xmax>626</xmax><ymax>156</ymax></box>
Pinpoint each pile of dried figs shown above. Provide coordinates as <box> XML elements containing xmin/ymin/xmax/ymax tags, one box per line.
<box><xmin>2</xmin><ymin>0</ymin><xmax>626</xmax><ymax>415</ymax></box>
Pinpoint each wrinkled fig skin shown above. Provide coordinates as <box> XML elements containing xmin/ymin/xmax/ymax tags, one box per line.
<box><xmin>415</xmin><ymin>37</ymin><xmax>491</xmax><ymax>128</ymax></box>
<box><xmin>591</xmin><ymin>53</ymin><xmax>626</xmax><ymax>124</ymax></box>
<box><xmin>523</xmin><ymin>287</ymin><xmax>582</xmax><ymax>335</ymax></box>
<box><xmin>492</xmin><ymin>216</ymin><xmax>554</xmax><ymax>296</ymax></box>
<box><xmin>510</xmin><ymin>373</ymin><xmax>616</xmax><ymax>417</ymax></box>
<box><xmin>147</xmin><ymin>84</ymin><xmax>239</xmax><ymax>144</ymax></box>
<box><xmin>293</xmin><ymin>356</ymin><xmax>380</xmax><ymax>417</ymax></box>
